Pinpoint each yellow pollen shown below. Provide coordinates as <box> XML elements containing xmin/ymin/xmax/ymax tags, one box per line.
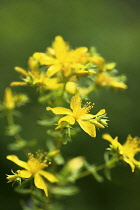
<box><xmin>27</xmin><ymin>152</ymin><xmax>49</xmax><ymax>174</ymax></box>
<box><xmin>74</xmin><ymin>102</ymin><xmax>94</xmax><ymax>120</ymax></box>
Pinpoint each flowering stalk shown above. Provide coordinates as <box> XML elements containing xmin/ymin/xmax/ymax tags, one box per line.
<box><xmin>74</xmin><ymin>156</ymin><xmax>118</xmax><ymax>181</ymax></box>
<box><xmin>1</xmin><ymin>36</ymin><xmax>139</xmax><ymax>210</ymax></box>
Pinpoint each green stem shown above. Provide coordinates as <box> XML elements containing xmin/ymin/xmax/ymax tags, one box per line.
<box><xmin>75</xmin><ymin>157</ymin><xmax>118</xmax><ymax>180</ymax></box>
<box><xmin>6</xmin><ymin>110</ymin><xmax>22</xmax><ymax>142</ymax></box>
<box><xmin>6</xmin><ymin>110</ymin><xmax>14</xmax><ymax>125</ymax></box>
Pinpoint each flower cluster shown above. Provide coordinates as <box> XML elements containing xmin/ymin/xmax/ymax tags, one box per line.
<box><xmin>11</xmin><ymin>36</ymin><xmax>127</xmax><ymax>96</ymax></box>
<box><xmin>2</xmin><ymin>36</ymin><xmax>138</xmax><ymax>210</ymax></box>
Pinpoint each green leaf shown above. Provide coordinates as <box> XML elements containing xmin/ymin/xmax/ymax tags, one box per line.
<box><xmin>5</xmin><ymin>124</ymin><xmax>22</xmax><ymax>136</ymax></box>
<box><xmin>46</xmin><ymin>139</ymin><xmax>65</xmax><ymax>165</ymax></box>
<box><xmin>32</xmin><ymin>189</ymin><xmax>48</xmax><ymax>203</ymax></box>
<box><xmin>15</xmin><ymin>188</ymin><xmax>32</xmax><ymax>195</ymax></box>
<box><xmin>51</xmin><ymin>185</ymin><xmax>79</xmax><ymax>196</ymax></box>
<box><xmin>62</xmin><ymin>127</ymin><xmax>72</xmax><ymax>144</ymax></box>
<box><xmin>8</xmin><ymin>140</ymin><xmax>26</xmax><ymax>151</ymax></box>
<box><xmin>84</xmin><ymin>160</ymin><xmax>104</xmax><ymax>183</ymax></box>
<box><xmin>8</xmin><ymin>139</ymin><xmax>37</xmax><ymax>151</ymax></box>
<box><xmin>38</xmin><ymin>117</ymin><xmax>58</xmax><ymax>127</ymax></box>
<box><xmin>47</xmin><ymin>129</ymin><xmax>62</xmax><ymax>138</ymax></box>
<box><xmin>104</xmin><ymin>168</ymin><xmax>112</xmax><ymax>181</ymax></box>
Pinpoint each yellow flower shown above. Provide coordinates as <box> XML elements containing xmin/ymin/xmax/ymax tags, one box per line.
<box><xmin>14</xmin><ymin>56</ymin><xmax>39</xmax><ymax>79</ymax></box>
<box><xmin>10</xmin><ymin>57</ymin><xmax>52</xmax><ymax>87</ymax></box>
<box><xmin>11</xmin><ymin>65</ymin><xmax>63</xmax><ymax>90</ymax></box>
<box><xmin>102</xmin><ymin>133</ymin><xmax>140</xmax><ymax>172</ymax></box>
<box><xmin>33</xmin><ymin>36</ymin><xmax>89</xmax><ymax>77</ymax></box>
<box><xmin>88</xmin><ymin>56</ymin><xmax>105</xmax><ymax>71</ymax></box>
<box><xmin>43</xmin><ymin>77</ymin><xmax>63</xmax><ymax>90</ymax></box>
<box><xmin>96</xmin><ymin>72</ymin><xmax>127</xmax><ymax>90</ymax></box>
<box><xmin>3</xmin><ymin>88</ymin><xmax>29</xmax><ymax>110</ymax></box>
<box><xmin>10</xmin><ymin>64</ymin><xmax>37</xmax><ymax>86</ymax></box>
<box><xmin>46</xmin><ymin>93</ymin><xmax>107</xmax><ymax>137</ymax></box>
<box><xmin>3</xmin><ymin>88</ymin><xmax>15</xmax><ymax>110</ymax></box>
<box><xmin>87</xmin><ymin>49</ymin><xmax>116</xmax><ymax>72</ymax></box>
<box><xmin>6</xmin><ymin>152</ymin><xmax>58</xmax><ymax>196</ymax></box>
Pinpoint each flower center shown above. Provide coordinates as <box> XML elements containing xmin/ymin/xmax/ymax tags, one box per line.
<box><xmin>27</xmin><ymin>153</ymin><xmax>49</xmax><ymax>175</ymax></box>
<box><xmin>73</xmin><ymin>102</ymin><xmax>93</xmax><ymax>120</ymax></box>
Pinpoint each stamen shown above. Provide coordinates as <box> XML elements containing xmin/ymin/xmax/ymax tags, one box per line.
<box><xmin>27</xmin><ymin>151</ymin><xmax>51</xmax><ymax>174</ymax></box>
<box><xmin>83</xmin><ymin>102</ymin><xmax>94</xmax><ymax>113</ymax></box>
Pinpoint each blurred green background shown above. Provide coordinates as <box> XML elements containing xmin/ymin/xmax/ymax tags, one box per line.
<box><xmin>0</xmin><ymin>0</ymin><xmax>140</xmax><ymax>209</ymax></box>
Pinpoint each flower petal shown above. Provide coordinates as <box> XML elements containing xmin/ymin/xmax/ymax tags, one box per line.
<box><xmin>15</xmin><ymin>67</ymin><xmax>28</xmax><ymax>77</ymax></box>
<box><xmin>4</xmin><ymin>88</ymin><xmax>15</xmax><ymax>110</ymax></box>
<box><xmin>43</xmin><ymin>77</ymin><xmax>63</xmax><ymax>90</ymax></box>
<box><xmin>10</xmin><ymin>81</ymin><xmax>26</xmax><ymax>86</ymax></box>
<box><xmin>46</xmin><ymin>64</ymin><xmax>62</xmax><ymax>77</ymax></box>
<box><xmin>34</xmin><ymin>174</ymin><xmax>48</xmax><ymax>197</ymax></box>
<box><xmin>102</xmin><ymin>133</ymin><xmax>117</xmax><ymax>144</ymax></box>
<box><xmin>33</xmin><ymin>52</ymin><xmax>56</xmax><ymax>65</ymax></box>
<box><xmin>17</xmin><ymin>170</ymin><xmax>32</xmax><ymax>178</ymax></box>
<box><xmin>39</xmin><ymin>170</ymin><xmax>58</xmax><ymax>183</ymax></box>
<box><xmin>92</xmin><ymin>120</ymin><xmax>105</xmax><ymax>129</ymax></box>
<box><xmin>6</xmin><ymin>155</ymin><xmax>29</xmax><ymax>170</ymax></box>
<box><xmin>123</xmin><ymin>157</ymin><xmax>135</xmax><ymax>172</ymax></box>
<box><xmin>81</xmin><ymin>114</ymin><xmax>95</xmax><ymax>120</ymax></box>
<box><xmin>58</xmin><ymin>115</ymin><xmax>75</xmax><ymax>125</ymax></box>
<box><xmin>46</xmin><ymin>107</ymin><xmax>72</xmax><ymax>115</ymax></box>
<box><xmin>92</xmin><ymin>109</ymin><xmax>106</xmax><ymax>117</ymax></box>
<box><xmin>65</xmin><ymin>81</ymin><xmax>77</xmax><ymax>94</ymax></box>
<box><xmin>102</xmin><ymin>134</ymin><xmax>122</xmax><ymax>151</ymax></box>
<box><xmin>78</xmin><ymin>120</ymin><xmax>96</xmax><ymax>137</ymax></box>
<box><xmin>70</xmin><ymin>93</ymin><xmax>81</xmax><ymax>114</ymax></box>
<box><xmin>53</xmin><ymin>36</ymin><xmax>68</xmax><ymax>61</ymax></box>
